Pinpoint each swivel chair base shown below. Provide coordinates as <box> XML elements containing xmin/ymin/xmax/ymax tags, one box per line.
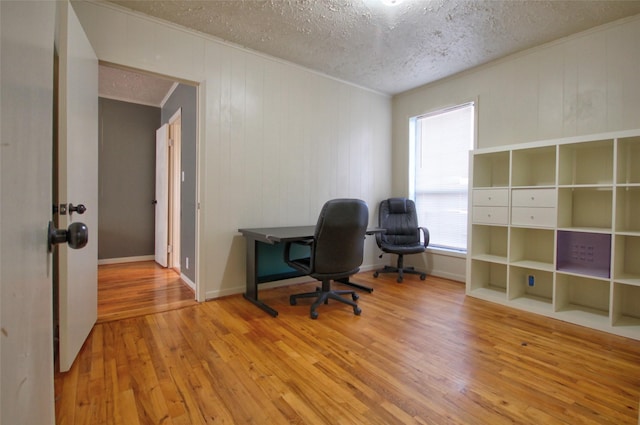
<box><xmin>290</xmin><ymin>280</ymin><xmax>361</xmax><ymax>319</ymax></box>
<box><xmin>373</xmin><ymin>255</ymin><xmax>427</xmax><ymax>283</ymax></box>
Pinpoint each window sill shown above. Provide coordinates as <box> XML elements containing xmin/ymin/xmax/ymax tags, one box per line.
<box><xmin>426</xmin><ymin>247</ymin><xmax>467</xmax><ymax>260</ymax></box>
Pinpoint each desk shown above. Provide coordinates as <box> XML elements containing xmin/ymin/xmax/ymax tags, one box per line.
<box><xmin>239</xmin><ymin>225</ymin><xmax>378</xmax><ymax>317</ymax></box>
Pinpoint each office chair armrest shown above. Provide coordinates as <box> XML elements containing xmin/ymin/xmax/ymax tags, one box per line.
<box><xmin>283</xmin><ymin>238</ymin><xmax>314</xmax><ymax>262</ymax></box>
<box><xmin>375</xmin><ymin>231</ymin><xmax>384</xmax><ymax>247</ymax></box>
<box><xmin>419</xmin><ymin>227</ymin><xmax>430</xmax><ymax>248</ymax></box>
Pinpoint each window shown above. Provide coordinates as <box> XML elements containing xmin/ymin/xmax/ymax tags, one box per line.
<box><xmin>410</xmin><ymin>102</ymin><xmax>475</xmax><ymax>252</ymax></box>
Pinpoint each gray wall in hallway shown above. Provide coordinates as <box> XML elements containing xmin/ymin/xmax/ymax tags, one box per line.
<box><xmin>162</xmin><ymin>84</ymin><xmax>197</xmax><ymax>283</ymax></box>
<box><xmin>98</xmin><ymin>97</ymin><xmax>159</xmax><ymax>260</ymax></box>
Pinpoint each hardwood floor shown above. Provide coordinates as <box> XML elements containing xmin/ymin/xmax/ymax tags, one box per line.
<box><xmin>97</xmin><ymin>261</ymin><xmax>197</xmax><ymax>323</ymax></box>
<box><xmin>56</xmin><ymin>273</ymin><xmax>640</xmax><ymax>424</ymax></box>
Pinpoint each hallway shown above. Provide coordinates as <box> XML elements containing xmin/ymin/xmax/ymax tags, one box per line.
<box><xmin>97</xmin><ymin>261</ymin><xmax>196</xmax><ymax>323</ymax></box>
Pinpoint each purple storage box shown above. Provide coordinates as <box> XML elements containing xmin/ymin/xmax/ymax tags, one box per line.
<box><xmin>557</xmin><ymin>231</ymin><xmax>611</xmax><ymax>278</ymax></box>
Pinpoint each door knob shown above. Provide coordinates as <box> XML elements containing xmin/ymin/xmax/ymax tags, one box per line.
<box><xmin>68</xmin><ymin>203</ymin><xmax>86</xmax><ymax>214</ymax></box>
<box><xmin>48</xmin><ymin>221</ymin><xmax>88</xmax><ymax>252</ymax></box>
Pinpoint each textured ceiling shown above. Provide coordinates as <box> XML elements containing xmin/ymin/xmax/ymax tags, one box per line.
<box><xmin>99</xmin><ymin>64</ymin><xmax>176</xmax><ymax>106</ymax></box>
<box><xmin>100</xmin><ymin>0</ymin><xmax>640</xmax><ymax>100</ymax></box>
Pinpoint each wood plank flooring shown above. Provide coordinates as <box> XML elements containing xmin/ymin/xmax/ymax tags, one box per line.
<box><xmin>97</xmin><ymin>261</ymin><xmax>196</xmax><ymax>323</ymax></box>
<box><xmin>56</xmin><ymin>273</ymin><xmax>640</xmax><ymax>424</ymax></box>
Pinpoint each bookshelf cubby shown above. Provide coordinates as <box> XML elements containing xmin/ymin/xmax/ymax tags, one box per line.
<box><xmin>467</xmin><ymin>130</ymin><xmax>640</xmax><ymax>341</ymax></box>
<box><xmin>558</xmin><ymin>139</ymin><xmax>614</xmax><ymax>186</ymax></box>
<box><xmin>615</xmin><ymin>187</ymin><xmax>640</xmax><ymax>233</ymax></box>
<box><xmin>471</xmin><ymin>225</ymin><xmax>508</xmax><ymax>263</ymax></box>
<box><xmin>617</xmin><ymin>136</ymin><xmax>640</xmax><ymax>185</ymax></box>
<box><xmin>472</xmin><ymin>151</ymin><xmax>510</xmax><ymax>188</ymax></box>
<box><xmin>508</xmin><ymin>265</ymin><xmax>553</xmax><ymax>309</ymax></box>
<box><xmin>613</xmin><ymin>235</ymin><xmax>640</xmax><ymax>285</ymax></box>
<box><xmin>511</xmin><ymin>146</ymin><xmax>556</xmax><ymax>187</ymax></box>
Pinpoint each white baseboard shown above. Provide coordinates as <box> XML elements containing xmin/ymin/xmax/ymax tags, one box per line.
<box><xmin>204</xmin><ymin>263</ymin><xmax>387</xmax><ymax>300</ymax></box>
<box><xmin>181</xmin><ymin>273</ymin><xmax>196</xmax><ymax>291</ymax></box>
<box><xmin>98</xmin><ymin>255</ymin><xmax>155</xmax><ymax>265</ymax></box>
<box><xmin>203</xmin><ymin>263</ymin><xmax>464</xmax><ymax>301</ymax></box>
<box><xmin>429</xmin><ymin>270</ymin><xmax>465</xmax><ymax>283</ymax></box>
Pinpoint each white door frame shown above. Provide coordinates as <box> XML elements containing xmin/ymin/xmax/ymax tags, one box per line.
<box><xmin>168</xmin><ymin>108</ymin><xmax>182</xmax><ymax>272</ymax></box>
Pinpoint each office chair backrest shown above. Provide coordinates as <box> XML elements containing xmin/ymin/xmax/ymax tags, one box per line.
<box><xmin>313</xmin><ymin>199</ymin><xmax>369</xmax><ymax>274</ymax></box>
<box><xmin>378</xmin><ymin>198</ymin><xmax>420</xmax><ymax>246</ymax></box>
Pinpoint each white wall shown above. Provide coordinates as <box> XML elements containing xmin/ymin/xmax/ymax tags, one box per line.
<box><xmin>72</xmin><ymin>1</ymin><xmax>392</xmax><ymax>300</ymax></box>
<box><xmin>392</xmin><ymin>14</ymin><xmax>640</xmax><ymax>282</ymax></box>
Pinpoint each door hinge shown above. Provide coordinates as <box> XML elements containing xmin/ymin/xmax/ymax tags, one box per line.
<box><xmin>167</xmin><ymin>245</ymin><xmax>172</xmax><ymax>253</ymax></box>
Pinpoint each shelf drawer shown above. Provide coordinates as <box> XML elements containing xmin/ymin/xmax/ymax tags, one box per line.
<box><xmin>512</xmin><ymin>188</ymin><xmax>556</xmax><ymax>207</ymax></box>
<box><xmin>473</xmin><ymin>206</ymin><xmax>509</xmax><ymax>224</ymax></box>
<box><xmin>511</xmin><ymin>207</ymin><xmax>556</xmax><ymax>227</ymax></box>
<box><xmin>473</xmin><ymin>189</ymin><xmax>509</xmax><ymax>206</ymax></box>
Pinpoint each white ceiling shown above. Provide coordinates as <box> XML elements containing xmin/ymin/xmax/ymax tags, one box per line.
<box><xmin>99</xmin><ymin>0</ymin><xmax>640</xmax><ymax>104</ymax></box>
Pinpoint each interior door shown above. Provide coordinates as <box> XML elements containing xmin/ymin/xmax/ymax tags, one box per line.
<box><xmin>55</xmin><ymin>1</ymin><xmax>99</xmax><ymax>372</ymax></box>
<box><xmin>1</xmin><ymin>2</ymin><xmax>57</xmax><ymax>422</ymax></box>
<box><xmin>155</xmin><ymin>124</ymin><xmax>169</xmax><ymax>267</ymax></box>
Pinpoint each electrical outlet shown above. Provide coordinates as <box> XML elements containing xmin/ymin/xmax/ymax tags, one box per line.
<box><xmin>186</xmin><ymin>257</ymin><xmax>189</xmax><ymax>269</ymax></box>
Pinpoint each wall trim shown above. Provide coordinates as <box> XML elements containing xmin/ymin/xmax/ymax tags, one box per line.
<box><xmin>97</xmin><ymin>255</ymin><xmax>155</xmax><ymax>265</ymax></box>
<box><xmin>181</xmin><ymin>273</ymin><xmax>196</xmax><ymax>292</ymax></box>
<box><xmin>204</xmin><ymin>264</ymin><xmax>407</xmax><ymax>300</ymax></box>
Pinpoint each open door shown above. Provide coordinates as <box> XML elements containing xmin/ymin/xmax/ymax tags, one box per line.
<box><xmin>55</xmin><ymin>1</ymin><xmax>99</xmax><ymax>372</ymax></box>
<box><xmin>155</xmin><ymin>124</ymin><xmax>169</xmax><ymax>267</ymax></box>
<box><xmin>1</xmin><ymin>2</ymin><xmax>57</xmax><ymax>422</ymax></box>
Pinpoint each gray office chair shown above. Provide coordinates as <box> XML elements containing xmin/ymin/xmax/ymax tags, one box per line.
<box><xmin>284</xmin><ymin>199</ymin><xmax>369</xmax><ymax>319</ymax></box>
<box><xmin>373</xmin><ymin>198</ymin><xmax>429</xmax><ymax>283</ymax></box>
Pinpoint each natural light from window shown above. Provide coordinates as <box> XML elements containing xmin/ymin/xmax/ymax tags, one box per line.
<box><xmin>410</xmin><ymin>102</ymin><xmax>475</xmax><ymax>252</ymax></box>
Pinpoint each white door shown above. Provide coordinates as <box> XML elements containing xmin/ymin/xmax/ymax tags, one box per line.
<box><xmin>1</xmin><ymin>2</ymin><xmax>57</xmax><ymax>423</ymax></box>
<box><xmin>155</xmin><ymin>124</ymin><xmax>170</xmax><ymax>267</ymax></box>
<box><xmin>55</xmin><ymin>1</ymin><xmax>99</xmax><ymax>373</ymax></box>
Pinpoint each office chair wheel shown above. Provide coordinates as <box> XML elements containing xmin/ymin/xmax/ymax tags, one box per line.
<box><xmin>397</xmin><ymin>276</ymin><xmax>403</xmax><ymax>283</ymax></box>
<box><xmin>310</xmin><ymin>310</ymin><xmax>319</xmax><ymax>320</ymax></box>
<box><xmin>354</xmin><ymin>306</ymin><xmax>362</xmax><ymax>316</ymax></box>
<box><xmin>289</xmin><ymin>296</ymin><xmax>297</xmax><ymax>306</ymax></box>
<box><xmin>351</xmin><ymin>293</ymin><xmax>359</xmax><ymax>301</ymax></box>
<box><xmin>373</xmin><ymin>271</ymin><xmax>379</xmax><ymax>278</ymax></box>
<box><xmin>420</xmin><ymin>273</ymin><xmax>427</xmax><ymax>280</ymax></box>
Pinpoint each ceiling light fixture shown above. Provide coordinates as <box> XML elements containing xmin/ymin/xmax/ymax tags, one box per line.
<box><xmin>381</xmin><ymin>0</ymin><xmax>403</xmax><ymax>6</ymax></box>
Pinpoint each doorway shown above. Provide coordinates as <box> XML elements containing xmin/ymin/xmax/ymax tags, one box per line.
<box><xmin>98</xmin><ymin>63</ymin><xmax>198</xmax><ymax>319</ymax></box>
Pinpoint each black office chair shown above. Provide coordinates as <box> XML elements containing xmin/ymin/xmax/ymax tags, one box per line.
<box><xmin>373</xmin><ymin>198</ymin><xmax>429</xmax><ymax>283</ymax></box>
<box><xmin>284</xmin><ymin>199</ymin><xmax>369</xmax><ymax>319</ymax></box>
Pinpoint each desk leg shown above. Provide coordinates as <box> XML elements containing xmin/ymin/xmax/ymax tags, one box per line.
<box><xmin>244</xmin><ymin>238</ymin><xmax>279</xmax><ymax>317</ymax></box>
<box><xmin>336</xmin><ymin>277</ymin><xmax>374</xmax><ymax>293</ymax></box>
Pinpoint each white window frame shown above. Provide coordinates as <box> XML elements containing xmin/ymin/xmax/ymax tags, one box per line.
<box><xmin>409</xmin><ymin>101</ymin><xmax>477</xmax><ymax>254</ymax></box>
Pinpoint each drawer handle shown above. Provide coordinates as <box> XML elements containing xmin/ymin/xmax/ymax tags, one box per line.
<box><xmin>530</xmin><ymin>196</ymin><xmax>535</xmax><ymax>200</ymax></box>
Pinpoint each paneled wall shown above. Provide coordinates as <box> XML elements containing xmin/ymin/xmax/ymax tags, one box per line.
<box><xmin>392</xmin><ymin>14</ymin><xmax>640</xmax><ymax>282</ymax></box>
<box><xmin>73</xmin><ymin>1</ymin><xmax>392</xmax><ymax>300</ymax></box>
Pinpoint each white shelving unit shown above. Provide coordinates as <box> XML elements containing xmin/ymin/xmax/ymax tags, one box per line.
<box><xmin>466</xmin><ymin>130</ymin><xmax>640</xmax><ymax>341</ymax></box>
